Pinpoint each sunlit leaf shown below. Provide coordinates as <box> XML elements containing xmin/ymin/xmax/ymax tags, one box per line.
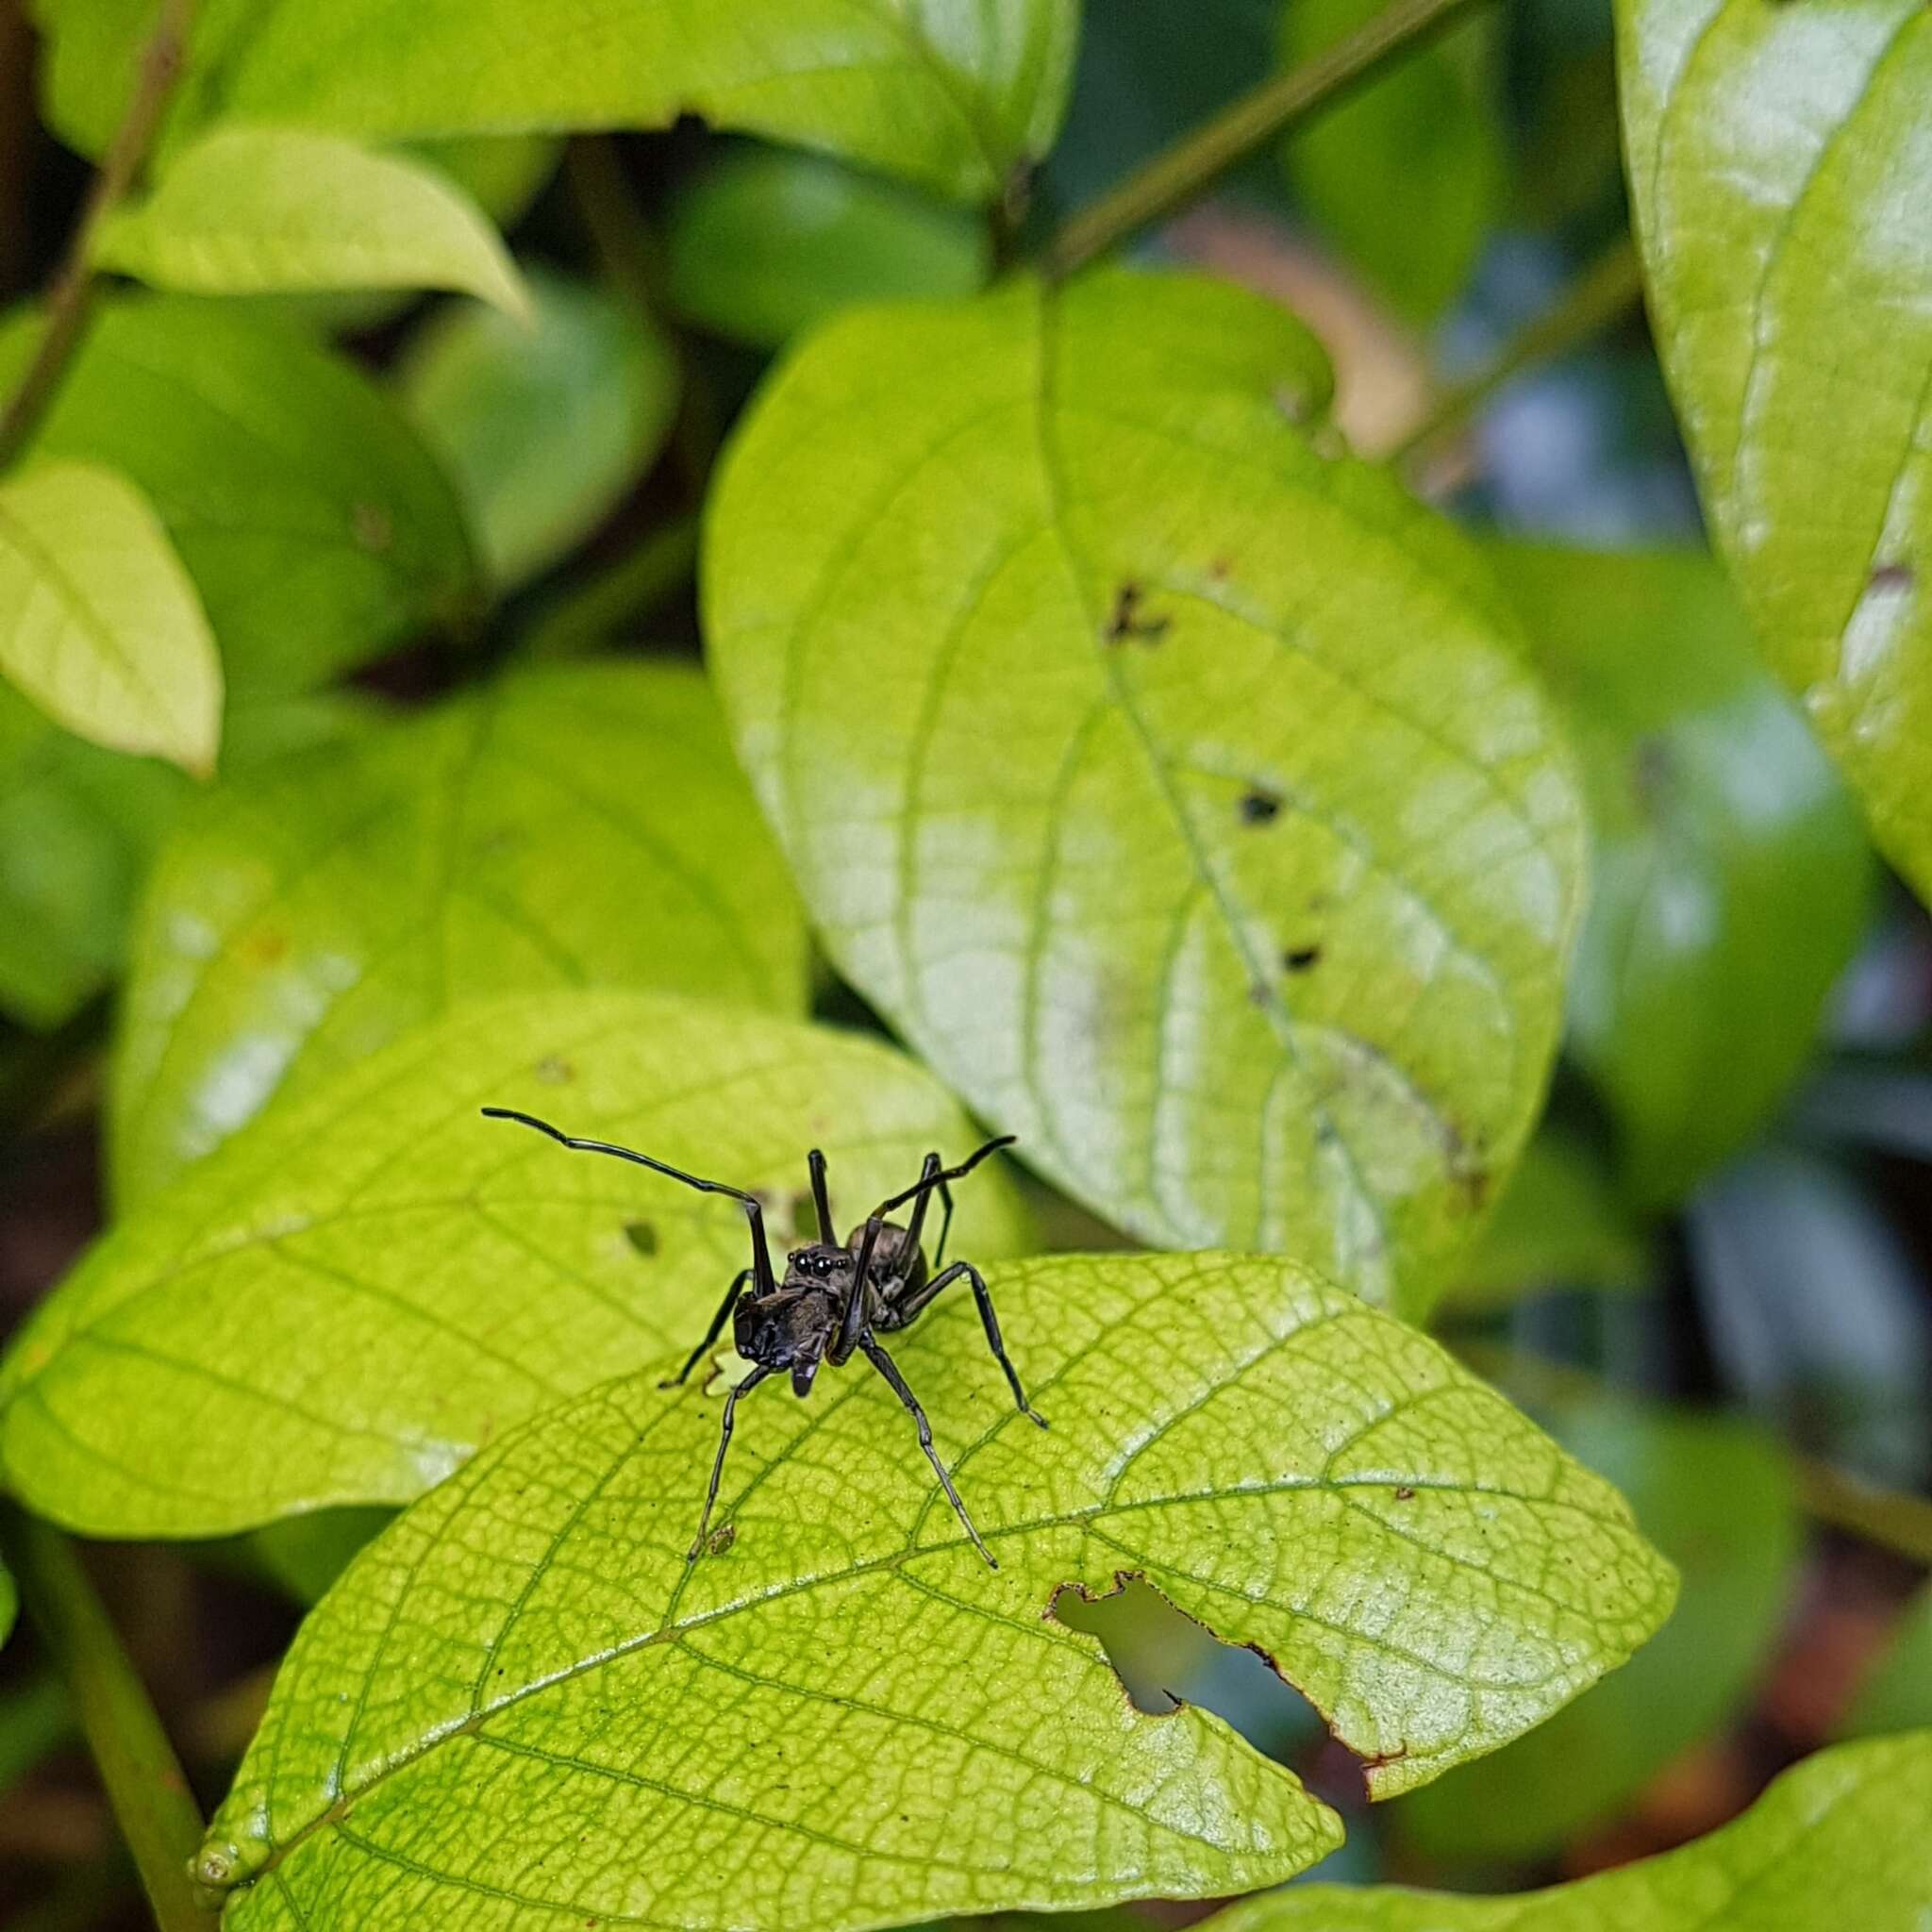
<box><xmin>1618</xmin><ymin>0</ymin><xmax>1932</xmax><ymax>905</ymax></box>
<box><xmin>1840</xmin><ymin>1584</ymin><xmax>1932</xmax><ymax>1742</ymax></box>
<box><xmin>707</xmin><ymin>269</ymin><xmax>1588</xmax><ymax>1318</ymax></box>
<box><xmin>0</xmin><ymin>460</ymin><xmax>220</xmax><ymax>775</ymax></box>
<box><xmin>1493</xmin><ymin>543</ymin><xmax>1874</xmax><ymax>1202</ymax></box>
<box><xmin>194</xmin><ymin>1252</ymin><xmax>1673</xmax><ymax>1928</ymax></box>
<box><xmin>1215</xmin><ymin>1732</ymin><xmax>1932</xmax><ymax>1929</ymax></box>
<box><xmin>398</xmin><ymin>272</ymin><xmax>678</xmax><ymax>589</ymax></box>
<box><xmin>35</xmin><ymin>0</ymin><xmax>1081</xmax><ymax>203</ymax></box>
<box><xmin>0</xmin><ymin>296</ymin><xmax>475</xmax><ymax>696</ymax></box>
<box><xmin>97</xmin><ymin>127</ymin><xmax>528</xmax><ymax>317</ymax></box>
<box><xmin>0</xmin><ymin>991</ymin><xmax>1034</xmax><ymax>1538</ymax></box>
<box><xmin>109</xmin><ymin>661</ymin><xmax>808</xmax><ymax>1201</ymax></box>
<box><xmin>1400</xmin><ymin>1393</ymin><xmax>1799</xmax><ymax>1859</ymax></box>
<box><xmin>667</xmin><ymin>148</ymin><xmax>989</xmax><ymax>351</ymax></box>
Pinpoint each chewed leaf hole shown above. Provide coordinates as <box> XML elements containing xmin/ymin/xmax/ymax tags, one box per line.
<box><xmin>1051</xmin><ymin>1574</ymin><xmax>1336</xmax><ymax>1772</ymax></box>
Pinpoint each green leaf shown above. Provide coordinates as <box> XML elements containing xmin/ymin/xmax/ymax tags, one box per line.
<box><xmin>667</xmin><ymin>148</ymin><xmax>989</xmax><ymax>351</ymax></box>
<box><xmin>0</xmin><ymin>296</ymin><xmax>475</xmax><ymax>697</ymax></box>
<box><xmin>1279</xmin><ymin>0</ymin><xmax>1504</xmax><ymax>321</ymax></box>
<box><xmin>0</xmin><ymin>460</ymin><xmax>221</xmax><ymax>775</ymax></box>
<box><xmin>0</xmin><ymin>1555</ymin><xmax>12</xmax><ymax>1649</ymax></box>
<box><xmin>193</xmin><ymin>1252</ymin><xmax>1674</xmax><ymax>1926</ymax></box>
<box><xmin>96</xmin><ymin>127</ymin><xmax>529</xmax><ymax>318</ymax></box>
<box><xmin>109</xmin><ymin>660</ymin><xmax>808</xmax><ymax>1202</ymax></box>
<box><xmin>1443</xmin><ymin>1128</ymin><xmax>1651</xmax><ymax>1315</ymax></box>
<box><xmin>250</xmin><ymin>1507</ymin><xmax>393</xmax><ymax>1607</ymax></box>
<box><xmin>35</xmin><ymin>0</ymin><xmax>1081</xmax><ymax>204</ymax></box>
<box><xmin>1492</xmin><ymin>543</ymin><xmax>1874</xmax><ymax>1203</ymax></box>
<box><xmin>1400</xmin><ymin>1395</ymin><xmax>1800</xmax><ymax>1859</ymax></box>
<box><xmin>398</xmin><ymin>272</ymin><xmax>678</xmax><ymax>590</ymax></box>
<box><xmin>1618</xmin><ymin>0</ymin><xmax>1932</xmax><ymax>905</ymax></box>
<box><xmin>706</xmin><ymin>270</ymin><xmax>1589</xmax><ymax>1318</ymax></box>
<box><xmin>1212</xmin><ymin>1732</ymin><xmax>1932</xmax><ymax>1930</ymax></box>
<box><xmin>1841</xmin><ymin>1584</ymin><xmax>1932</xmax><ymax>1741</ymax></box>
<box><xmin>0</xmin><ymin>990</ymin><xmax>1035</xmax><ymax>1537</ymax></box>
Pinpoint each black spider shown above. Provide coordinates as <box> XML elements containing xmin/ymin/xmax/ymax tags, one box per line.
<box><xmin>481</xmin><ymin>1109</ymin><xmax>1046</xmax><ymax>1567</ymax></box>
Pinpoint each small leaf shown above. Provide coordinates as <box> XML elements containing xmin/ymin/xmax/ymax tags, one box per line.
<box><xmin>35</xmin><ymin>0</ymin><xmax>1081</xmax><ymax>204</ymax></box>
<box><xmin>667</xmin><ymin>148</ymin><xmax>990</xmax><ymax>351</ymax></box>
<box><xmin>1840</xmin><ymin>1584</ymin><xmax>1932</xmax><ymax>1741</ymax></box>
<box><xmin>195</xmin><ymin>1253</ymin><xmax>1674</xmax><ymax>1927</ymax></box>
<box><xmin>0</xmin><ymin>990</ymin><xmax>1035</xmax><ymax>1538</ymax></box>
<box><xmin>96</xmin><ymin>127</ymin><xmax>528</xmax><ymax>317</ymax></box>
<box><xmin>109</xmin><ymin>661</ymin><xmax>808</xmax><ymax>1201</ymax></box>
<box><xmin>1493</xmin><ymin>543</ymin><xmax>1874</xmax><ymax>1202</ymax></box>
<box><xmin>1399</xmin><ymin>1394</ymin><xmax>1800</xmax><ymax>1859</ymax></box>
<box><xmin>0</xmin><ymin>460</ymin><xmax>220</xmax><ymax>774</ymax></box>
<box><xmin>1279</xmin><ymin>0</ymin><xmax>1504</xmax><ymax>321</ymax></box>
<box><xmin>1214</xmin><ymin>1732</ymin><xmax>1932</xmax><ymax>1930</ymax></box>
<box><xmin>398</xmin><ymin>271</ymin><xmax>678</xmax><ymax>589</ymax></box>
<box><xmin>1618</xmin><ymin>0</ymin><xmax>1932</xmax><ymax>905</ymax></box>
<box><xmin>0</xmin><ymin>296</ymin><xmax>475</xmax><ymax>697</ymax></box>
<box><xmin>706</xmin><ymin>270</ymin><xmax>1588</xmax><ymax>1318</ymax></box>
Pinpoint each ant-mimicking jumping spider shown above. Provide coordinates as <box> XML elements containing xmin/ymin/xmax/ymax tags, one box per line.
<box><xmin>481</xmin><ymin>1109</ymin><xmax>1046</xmax><ymax>1567</ymax></box>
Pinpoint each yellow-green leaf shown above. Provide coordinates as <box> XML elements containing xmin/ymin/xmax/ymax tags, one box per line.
<box><xmin>1618</xmin><ymin>0</ymin><xmax>1932</xmax><ymax>904</ymax></box>
<box><xmin>109</xmin><ymin>661</ymin><xmax>808</xmax><ymax>1203</ymax></box>
<box><xmin>1215</xmin><ymin>1731</ymin><xmax>1932</xmax><ymax>1930</ymax></box>
<box><xmin>0</xmin><ymin>990</ymin><xmax>1034</xmax><ymax>1538</ymax></box>
<box><xmin>0</xmin><ymin>460</ymin><xmax>220</xmax><ymax>775</ymax></box>
<box><xmin>706</xmin><ymin>270</ymin><xmax>1589</xmax><ymax>1318</ymax></box>
<box><xmin>196</xmin><ymin>1252</ymin><xmax>1674</xmax><ymax>1928</ymax></box>
<box><xmin>96</xmin><ymin>127</ymin><xmax>528</xmax><ymax>318</ymax></box>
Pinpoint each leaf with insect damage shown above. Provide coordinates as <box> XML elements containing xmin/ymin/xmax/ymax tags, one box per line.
<box><xmin>34</xmin><ymin>0</ymin><xmax>1080</xmax><ymax>205</ymax></box>
<box><xmin>1217</xmin><ymin>1731</ymin><xmax>1932</xmax><ymax>1931</ymax></box>
<box><xmin>194</xmin><ymin>1251</ymin><xmax>1674</xmax><ymax>1930</ymax></box>
<box><xmin>108</xmin><ymin>660</ymin><xmax>803</xmax><ymax>1202</ymax></box>
<box><xmin>0</xmin><ymin>990</ymin><xmax>1033</xmax><ymax>1539</ymax></box>
<box><xmin>1618</xmin><ymin>0</ymin><xmax>1932</xmax><ymax>906</ymax></box>
<box><xmin>707</xmin><ymin>269</ymin><xmax>1588</xmax><ymax>1319</ymax></box>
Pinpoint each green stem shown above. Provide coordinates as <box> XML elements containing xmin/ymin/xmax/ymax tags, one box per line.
<box><xmin>1</xmin><ymin>1511</ymin><xmax>220</xmax><ymax>1932</ymax></box>
<box><xmin>520</xmin><ymin>513</ymin><xmax>700</xmax><ymax>658</ymax></box>
<box><xmin>0</xmin><ymin>0</ymin><xmax>195</xmax><ymax>470</ymax></box>
<box><xmin>1046</xmin><ymin>0</ymin><xmax>1492</xmax><ymax>279</ymax></box>
<box><xmin>1390</xmin><ymin>233</ymin><xmax>1644</xmax><ymax>466</ymax></box>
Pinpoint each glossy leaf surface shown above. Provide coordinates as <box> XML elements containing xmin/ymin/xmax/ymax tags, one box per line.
<box><xmin>199</xmin><ymin>1252</ymin><xmax>1674</xmax><ymax>1928</ymax></box>
<box><xmin>109</xmin><ymin>661</ymin><xmax>808</xmax><ymax>1201</ymax></box>
<box><xmin>1</xmin><ymin>991</ymin><xmax>1033</xmax><ymax>1537</ymax></box>
<box><xmin>1619</xmin><ymin>0</ymin><xmax>1932</xmax><ymax>903</ymax></box>
<box><xmin>708</xmin><ymin>270</ymin><xmax>1588</xmax><ymax>1317</ymax></box>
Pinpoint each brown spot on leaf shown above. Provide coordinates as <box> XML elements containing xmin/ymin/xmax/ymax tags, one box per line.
<box><xmin>1105</xmin><ymin>580</ymin><xmax>1171</xmax><ymax>645</ymax></box>
<box><xmin>351</xmin><ymin>503</ymin><xmax>392</xmax><ymax>553</ymax></box>
<box><xmin>534</xmin><ymin>1057</ymin><xmax>574</xmax><ymax>1085</ymax></box>
<box><xmin>707</xmin><ymin>1524</ymin><xmax>737</xmax><ymax>1556</ymax></box>
<box><xmin>1394</xmin><ymin>1486</ymin><xmax>1416</xmax><ymax>1501</ymax></box>
<box><xmin>1869</xmin><ymin>560</ymin><xmax>1915</xmax><ymax>593</ymax></box>
<box><xmin>245</xmin><ymin>927</ymin><xmax>288</xmax><ymax>967</ymax></box>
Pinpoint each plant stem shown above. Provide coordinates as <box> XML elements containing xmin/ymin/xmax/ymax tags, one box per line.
<box><xmin>0</xmin><ymin>0</ymin><xmax>194</xmax><ymax>471</ymax></box>
<box><xmin>1390</xmin><ymin>232</ymin><xmax>1644</xmax><ymax>466</ymax></box>
<box><xmin>1046</xmin><ymin>0</ymin><xmax>1491</xmax><ymax>279</ymax></box>
<box><xmin>1</xmin><ymin>1511</ymin><xmax>220</xmax><ymax>1932</ymax></box>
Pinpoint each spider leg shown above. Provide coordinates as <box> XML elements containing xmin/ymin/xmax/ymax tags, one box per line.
<box><xmin>482</xmin><ymin>1107</ymin><xmax>776</xmax><ymax>1295</ymax></box>
<box><xmin>898</xmin><ymin>1152</ymin><xmax>942</xmax><ymax>1263</ymax></box>
<box><xmin>832</xmin><ymin>1214</ymin><xmax>886</xmax><ymax>1364</ymax></box>
<box><xmin>689</xmin><ymin>1366</ymin><xmax>770</xmax><ymax>1560</ymax></box>
<box><xmin>870</xmin><ymin>1135</ymin><xmax>1016</xmax><ymax>1220</ymax></box>
<box><xmin>858</xmin><ymin>1337</ymin><xmax>996</xmax><ymax>1569</ymax></box>
<box><xmin>885</xmin><ymin>1261</ymin><xmax>1047</xmax><ymax>1427</ymax></box>
<box><xmin>660</xmin><ymin>1268</ymin><xmax>751</xmax><ymax>1390</ymax></box>
<box><xmin>807</xmin><ymin>1149</ymin><xmax>835</xmax><ymax>1242</ymax></box>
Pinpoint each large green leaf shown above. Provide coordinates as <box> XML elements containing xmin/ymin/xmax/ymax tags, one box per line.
<box><xmin>1618</xmin><ymin>0</ymin><xmax>1932</xmax><ymax>904</ymax></box>
<box><xmin>194</xmin><ymin>1252</ymin><xmax>1674</xmax><ymax>1928</ymax></box>
<box><xmin>0</xmin><ymin>991</ymin><xmax>1033</xmax><ymax>1537</ymax></box>
<box><xmin>397</xmin><ymin>273</ymin><xmax>678</xmax><ymax>590</ymax></box>
<box><xmin>1841</xmin><ymin>1584</ymin><xmax>1932</xmax><ymax>1741</ymax></box>
<box><xmin>1400</xmin><ymin>1395</ymin><xmax>1799</xmax><ymax>1859</ymax></box>
<box><xmin>0</xmin><ymin>296</ymin><xmax>475</xmax><ymax>697</ymax></box>
<box><xmin>1279</xmin><ymin>0</ymin><xmax>1503</xmax><ymax>321</ymax></box>
<box><xmin>96</xmin><ymin>127</ymin><xmax>528</xmax><ymax>316</ymax></box>
<box><xmin>36</xmin><ymin>0</ymin><xmax>1080</xmax><ymax>204</ymax></box>
<box><xmin>0</xmin><ymin>460</ymin><xmax>220</xmax><ymax>774</ymax></box>
<box><xmin>706</xmin><ymin>270</ymin><xmax>1589</xmax><ymax>1318</ymax></box>
<box><xmin>109</xmin><ymin>661</ymin><xmax>808</xmax><ymax>1202</ymax></box>
<box><xmin>1492</xmin><ymin>543</ymin><xmax>1874</xmax><ymax>1202</ymax></box>
<box><xmin>1213</xmin><ymin>1732</ymin><xmax>1932</xmax><ymax>1930</ymax></box>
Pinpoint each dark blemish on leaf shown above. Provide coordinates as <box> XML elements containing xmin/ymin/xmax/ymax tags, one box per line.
<box><xmin>1208</xmin><ymin>555</ymin><xmax>1234</xmax><ymax>583</ymax></box>
<box><xmin>351</xmin><ymin>503</ymin><xmax>392</xmax><ymax>553</ymax></box>
<box><xmin>1394</xmin><ymin>1486</ymin><xmax>1416</xmax><ymax>1501</ymax></box>
<box><xmin>1239</xmin><ymin>787</ymin><xmax>1283</xmax><ymax>825</ymax></box>
<box><xmin>1869</xmin><ymin>560</ymin><xmax>1915</xmax><ymax>593</ymax></box>
<box><xmin>534</xmin><ymin>1056</ymin><xmax>573</xmax><ymax>1085</ymax></box>
<box><xmin>624</xmin><ymin>1221</ymin><xmax>658</xmax><ymax>1257</ymax></box>
<box><xmin>1631</xmin><ymin>733</ymin><xmax>1675</xmax><ymax>815</ymax></box>
<box><xmin>1283</xmin><ymin>944</ymin><xmax>1322</xmax><ymax>973</ymax></box>
<box><xmin>1105</xmin><ymin>580</ymin><xmax>1171</xmax><ymax>645</ymax></box>
<box><xmin>245</xmin><ymin>928</ymin><xmax>288</xmax><ymax>967</ymax></box>
<box><xmin>707</xmin><ymin>1524</ymin><xmax>737</xmax><ymax>1556</ymax></box>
